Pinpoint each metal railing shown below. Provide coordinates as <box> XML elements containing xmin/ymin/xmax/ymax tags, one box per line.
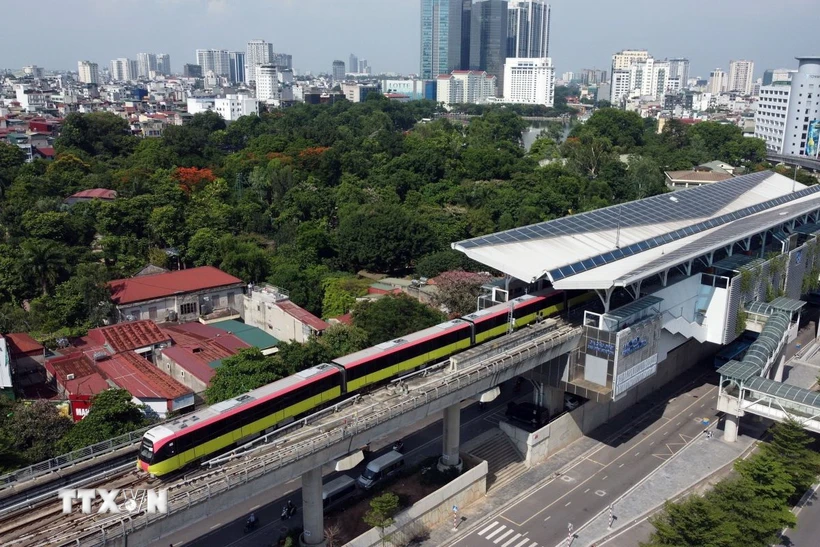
<box><xmin>69</xmin><ymin>324</ymin><xmax>582</xmax><ymax>547</ymax></box>
<box><xmin>0</xmin><ymin>426</ymin><xmax>150</xmax><ymax>491</ymax></box>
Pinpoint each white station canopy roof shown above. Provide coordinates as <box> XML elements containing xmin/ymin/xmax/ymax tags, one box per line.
<box><xmin>453</xmin><ymin>172</ymin><xmax>820</xmax><ymax>290</ymax></box>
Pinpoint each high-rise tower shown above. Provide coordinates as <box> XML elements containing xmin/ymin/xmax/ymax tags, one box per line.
<box><xmin>421</xmin><ymin>0</ymin><xmax>464</xmax><ymax>79</ymax></box>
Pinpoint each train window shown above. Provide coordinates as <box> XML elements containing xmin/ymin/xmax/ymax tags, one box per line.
<box><xmin>139</xmin><ymin>439</ymin><xmax>153</xmax><ymax>462</ymax></box>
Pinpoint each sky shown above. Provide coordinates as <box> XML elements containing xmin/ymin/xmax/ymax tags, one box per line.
<box><xmin>2</xmin><ymin>0</ymin><xmax>817</xmax><ymax>78</ymax></box>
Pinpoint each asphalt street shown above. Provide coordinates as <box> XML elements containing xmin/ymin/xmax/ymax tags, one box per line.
<box><xmin>455</xmin><ymin>381</ymin><xmax>720</xmax><ymax>547</ymax></box>
<box><xmin>159</xmin><ymin>379</ymin><xmax>532</xmax><ymax>547</ymax></box>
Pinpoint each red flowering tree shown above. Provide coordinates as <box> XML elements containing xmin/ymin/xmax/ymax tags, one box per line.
<box><xmin>432</xmin><ymin>270</ymin><xmax>492</xmax><ymax>316</ymax></box>
<box><xmin>173</xmin><ymin>166</ymin><xmax>216</xmax><ymax>194</ymax></box>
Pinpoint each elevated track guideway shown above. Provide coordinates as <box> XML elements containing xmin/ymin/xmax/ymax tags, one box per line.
<box><xmin>0</xmin><ymin>319</ymin><xmax>581</xmax><ymax>547</ymax></box>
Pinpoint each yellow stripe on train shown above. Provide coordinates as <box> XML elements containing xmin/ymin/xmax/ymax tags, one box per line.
<box><xmin>145</xmin><ymin>386</ymin><xmax>342</xmax><ymax>476</ymax></box>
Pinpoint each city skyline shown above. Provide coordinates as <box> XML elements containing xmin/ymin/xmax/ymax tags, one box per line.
<box><xmin>2</xmin><ymin>0</ymin><xmax>817</xmax><ymax>78</ymax></box>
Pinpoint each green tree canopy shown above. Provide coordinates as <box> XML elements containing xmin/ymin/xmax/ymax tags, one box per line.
<box><xmin>58</xmin><ymin>389</ymin><xmax>151</xmax><ymax>452</ymax></box>
<box><xmin>352</xmin><ymin>294</ymin><xmax>446</xmax><ymax>345</ymax></box>
<box><xmin>206</xmin><ymin>348</ymin><xmax>292</xmax><ymax>404</ymax></box>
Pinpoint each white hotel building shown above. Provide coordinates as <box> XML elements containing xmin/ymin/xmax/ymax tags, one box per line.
<box><xmin>503</xmin><ymin>57</ymin><xmax>555</xmax><ymax>107</ymax></box>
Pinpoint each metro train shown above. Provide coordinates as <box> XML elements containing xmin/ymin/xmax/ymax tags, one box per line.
<box><xmin>138</xmin><ymin>289</ymin><xmax>592</xmax><ymax>476</ymax></box>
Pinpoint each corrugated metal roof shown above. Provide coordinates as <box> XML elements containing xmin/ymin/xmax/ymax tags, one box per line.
<box><xmin>454</xmin><ymin>172</ymin><xmax>809</xmax><ymax>284</ymax></box>
<box><xmin>554</xmin><ymin>189</ymin><xmax>820</xmax><ymax>290</ymax></box>
<box><xmin>108</xmin><ymin>266</ymin><xmax>243</xmax><ymax>305</ymax></box>
<box><xmin>768</xmin><ymin>296</ymin><xmax>806</xmax><ymax>313</ymax></box>
<box><xmin>209</xmin><ymin>320</ymin><xmax>279</xmax><ymax>349</ymax></box>
<box><xmin>604</xmin><ymin>295</ymin><xmax>663</xmax><ymax>322</ymax></box>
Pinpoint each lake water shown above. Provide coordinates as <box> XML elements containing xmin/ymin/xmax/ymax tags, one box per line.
<box><xmin>521</xmin><ymin>121</ymin><xmax>572</xmax><ymax>151</ymax></box>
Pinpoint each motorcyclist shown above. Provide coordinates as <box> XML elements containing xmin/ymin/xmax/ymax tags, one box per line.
<box><xmin>248</xmin><ymin>512</ymin><xmax>257</xmax><ymax>525</ymax></box>
<box><xmin>392</xmin><ymin>439</ymin><xmax>404</xmax><ymax>452</ymax></box>
<box><xmin>287</xmin><ymin>500</ymin><xmax>295</xmax><ymax>515</ymax></box>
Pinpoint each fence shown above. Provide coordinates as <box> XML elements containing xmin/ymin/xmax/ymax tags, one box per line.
<box><xmin>0</xmin><ymin>427</ymin><xmax>151</xmax><ymax>491</ymax></box>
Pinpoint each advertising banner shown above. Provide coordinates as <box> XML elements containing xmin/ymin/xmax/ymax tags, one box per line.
<box><xmin>807</xmin><ymin>120</ymin><xmax>820</xmax><ymax>158</ymax></box>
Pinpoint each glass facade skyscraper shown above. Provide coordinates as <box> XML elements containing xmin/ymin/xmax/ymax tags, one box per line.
<box><xmin>421</xmin><ymin>0</ymin><xmax>463</xmax><ymax>79</ymax></box>
<box><xmin>507</xmin><ymin>0</ymin><xmax>550</xmax><ymax>59</ymax></box>
<box><xmin>470</xmin><ymin>0</ymin><xmax>508</xmax><ymax>93</ymax></box>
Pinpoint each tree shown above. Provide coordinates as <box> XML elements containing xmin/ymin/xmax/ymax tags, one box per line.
<box><xmin>56</xmin><ymin>111</ymin><xmax>137</xmax><ymax>158</ymax></box>
<box><xmin>321</xmin><ymin>276</ymin><xmax>370</xmax><ymax>318</ymax></box>
<box><xmin>0</xmin><ymin>142</ymin><xmax>26</xmax><ymax>196</ymax></box>
<box><xmin>58</xmin><ymin>389</ymin><xmax>152</xmax><ymax>452</ymax></box>
<box><xmin>578</xmin><ymin>108</ymin><xmax>645</xmax><ymax>150</ymax></box>
<box><xmin>206</xmin><ymin>348</ymin><xmax>292</xmax><ymax>403</ymax></box>
<box><xmin>319</xmin><ymin>324</ymin><xmax>370</xmax><ymax>358</ymax></box>
<box><xmin>363</xmin><ymin>492</ymin><xmax>400</xmax><ymax>546</ymax></box>
<box><xmin>709</xmin><ymin>457</ymin><xmax>796</xmax><ymax>546</ymax></box>
<box><xmin>433</xmin><ymin>271</ymin><xmax>491</xmax><ymax>316</ymax></box>
<box><xmin>22</xmin><ymin>239</ymin><xmax>67</xmax><ymax>296</ymax></box>
<box><xmin>352</xmin><ymin>294</ymin><xmax>446</xmax><ymax>345</ymax></box>
<box><xmin>626</xmin><ymin>155</ymin><xmax>666</xmax><ymax>200</ymax></box>
<box><xmin>643</xmin><ymin>496</ymin><xmax>738</xmax><ymax>547</ymax></box>
<box><xmin>336</xmin><ymin>204</ymin><xmax>435</xmax><ymax>273</ymax></box>
<box><xmin>761</xmin><ymin>418</ymin><xmax>820</xmax><ymax>497</ymax></box>
<box><xmin>416</xmin><ymin>250</ymin><xmax>480</xmax><ymax>278</ymax></box>
<box><xmin>3</xmin><ymin>400</ymin><xmax>73</xmax><ymax>463</ymax></box>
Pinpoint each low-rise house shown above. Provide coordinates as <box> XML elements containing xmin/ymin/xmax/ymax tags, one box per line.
<box><xmin>64</xmin><ymin>188</ymin><xmax>117</xmax><ymax>205</ymax></box>
<box><xmin>108</xmin><ymin>266</ymin><xmax>245</xmax><ymax>324</ymax></box>
<box><xmin>158</xmin><ymin>323</ymin><xmax>250</xmax><ymax>393</ymax></box>
<box><xmin>243</xmin><ymin>284</ymin><xmax>328</xmax><ymax>343</ymax></box>
<box><xmin>664</xmin><ymin>169</ymin><xmax>733</xmax><ymax>190</ymax></box>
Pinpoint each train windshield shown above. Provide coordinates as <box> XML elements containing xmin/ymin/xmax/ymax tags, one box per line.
<box><xmin>139</xmin><ymin>439</ymin><xmax>154</xmax><ymax>463</ymax></box>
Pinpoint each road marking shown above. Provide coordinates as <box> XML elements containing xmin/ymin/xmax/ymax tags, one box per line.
<box><xmin>649</xmin><ymin>441</ymin><xmax>654</xmax><ymax>445</ymax></box>
<box><xmin>513</xmin><ymin>539</ymin><xmax>530</xmax><ymax>547</ymax></box>
<box><xmin>595</xmin><ymin>490</ymin><xmax>606</xmax><ymax>497</ymax></box>
<box><xmin>528</xmin><ymin>542</ymin><xmax>538</xmax><ymax>547</ymax></box>
<box><xmin>485</xmin><ymin>525</ymin><xmax>506</xmax><ymax>540</ymax></box>
<box><xmin>584</xmin><ymin>488</ymin><xmax>590</xmax><ymax>493</ymax></box>
<box><xmin>250</xmin><ymin>504</ymin><xmax>260</xmax><ymax>510</ymax></box>
<box><xmin>210</xmin><ymin>523</ymin><xmax>221</xmax><ymax>530</ymax></box>
<box><xmin>688</xmin><ymin>412</ymin><xmax>693</xmax><ymax>417</ymax></box>
<box><xmin>587</xmin><ymin>459</ymin><xmax>605</xmax><ymax>466</ymax></box>
<box><xmin>602</xmin><ymin>475</ymin><xmax>608</xmax><ymax>480</ymax></box>
<box><xmin>565</xmin><ymin>501</ymin><xmax>571</xmax><ymax>507</ymax></box>
<box><xmin>494</xmin><ymin>529</ymin><xmax>514</xmax><ymax>543</ymax></box>
<box><xmin>505</xmin><ymin>385</ymin><xmax>718</xmax><ymax>527</ymax></box>
<box><xmin>544</xmin><ymin>515</ymin><xmax>551</xmax><ymax>521</ymax></box>
<box><xmin>634</xmin><ymin>452</ymin><xmax>640</xmax><ymax>456</ymax></box>
<box><xmin>676</xmin><ymin>421</ymin><xmax>681</xmax><ymax>425</ymax></box>
<box><xmin>478</xmin><ymin>521</ymin><xmax>499</xmax><ymax>536</ymax></box>
<box><xmin>502</xmin><ymin>533</ymin><xmax>522</xmax><ymax>547</ymax></box>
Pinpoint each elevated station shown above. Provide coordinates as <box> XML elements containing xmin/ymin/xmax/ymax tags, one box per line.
<box><xmin>455</xmin><ymin>170</ymin><xmax>820</xmax><ymax>436</ymax></box>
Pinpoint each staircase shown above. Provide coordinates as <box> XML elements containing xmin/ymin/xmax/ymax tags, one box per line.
<box><xmin>467</xmin><ymin>430</ymin><xmax>527</xmax><ymax>491</ymax></box>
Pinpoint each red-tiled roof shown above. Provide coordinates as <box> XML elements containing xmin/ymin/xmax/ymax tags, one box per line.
<box><xmin>69</xmin><ymin>188</ymin><xmax>116</xmax><ymax>200</ymax></box>
<box><xmin>3</xmin><ymin>332</ymin><xmax>44</xmax><ymax>355</ymax></box>
<box><xmin>87</xmin><ymin>320</ymin><xmax>171</xmax><ymax>353</ymax></box>
<box><xmin>161</xmin><ymin>346</ymin><xmax>217</xmax><ymax>384</ymax></box>
<box><xmin>35</xmin><ymin>146</ymin><xmax>56</xmax><ymax>157</ymax></box>
<box><xmin>275</xmin><ymin>300</ymin><xmax>329</xmax><ymax>332</ymax></box>
<box><xmin>332</xmin><ymin>313</ymin><xmax>353</xmax><ymax>326</ymax></box>
<box><xmin>96</xmin><ymin>351</ymin><xmax>191</xmax><ymax>400</ymax></box>
<box><xmin>108</xmin><ymin>266</ymin><xmax>243</xmax><ymax>305</ymax></box>
<box><xmin>45</xmin><ymin>353</ymin><xmax>110</xmax><ymax>396</ymax></box>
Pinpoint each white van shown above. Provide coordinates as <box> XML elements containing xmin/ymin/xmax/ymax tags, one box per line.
<box><xmin>356</xmin><ymin>450</ymin><xmax>405</xmax><ymax>490</ymax></box>
<box><xmin>322</xmin><ymin>475</ymin><xmax>357</xmax><ymax>508</ymax></box>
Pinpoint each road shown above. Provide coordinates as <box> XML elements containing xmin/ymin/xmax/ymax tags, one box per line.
<box><xmin>778</xmin><ymin>484</ymin><xmax>820</xmax><ymax>546</ymax></box>
<box><xmin>452</xmin><ymin>381</ymin><xmax>720</xmax><ymax>547</ymax></box>
<box><xmin>160</xmin><ymin>379</ymin><xmax>533</xmax><ymax>547</ymax></box>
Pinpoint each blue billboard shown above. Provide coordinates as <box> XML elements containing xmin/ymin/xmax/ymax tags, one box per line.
<box><xmin>808</xmin><ymin>119</ymin><xmax>820</xmax><ymax>158</ymax></box>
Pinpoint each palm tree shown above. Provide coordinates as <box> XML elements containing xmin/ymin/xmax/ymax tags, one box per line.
<box><xmin>22</xmin><ymin>239</ymin><xmax>66</xmax><ymax>296</ymax></box>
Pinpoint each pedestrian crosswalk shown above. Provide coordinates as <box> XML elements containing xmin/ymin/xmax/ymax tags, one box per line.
<box><xmin>476</xmin><ymin>521</ymin><xmax>539</xmax><ymax>547</ymax></box>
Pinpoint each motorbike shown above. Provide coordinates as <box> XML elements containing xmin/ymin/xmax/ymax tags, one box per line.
<box><xmin>281</xmin><ymin>502</ymin><xmax>296</xmax><ymax>520</ymax></box>
<box><xmin>243</xmin><ymin>516</ymin><xmax>259</xmax><ymax>533</ymax></box>
<box><xmin>392</xmin><ymin>440</ymin><xmax>404</xmax><ymax>452</ymax></box>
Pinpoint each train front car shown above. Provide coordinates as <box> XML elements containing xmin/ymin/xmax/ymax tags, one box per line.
<box><xmin>334</xmin><ymin>319</ymin><xmax>472</xmax><ymax>393</ymax></box>
<box><xmin>137</xmin><ymin>364</ymin><xmax>342</xmax><ymax>477</ymax></box>
<box><xmin>137</xmin><ymin>425</ymin><xmax>175</xmax><ymax>475</ymax></box>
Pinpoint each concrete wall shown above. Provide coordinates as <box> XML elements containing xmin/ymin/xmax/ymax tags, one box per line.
<box><xmin>155</xmin><ymin>350</ymin><xmax>209</xmax><ymax>393</ymax></box>
<box><xmin>502</xmin><ymin>337</ymin><xmax>716</xmax><ymax>467</ymax></box>
<box><xmin>344</xmin><ymin>456</ymin><xmax>488</xmax><ymax>547</ymax></box>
